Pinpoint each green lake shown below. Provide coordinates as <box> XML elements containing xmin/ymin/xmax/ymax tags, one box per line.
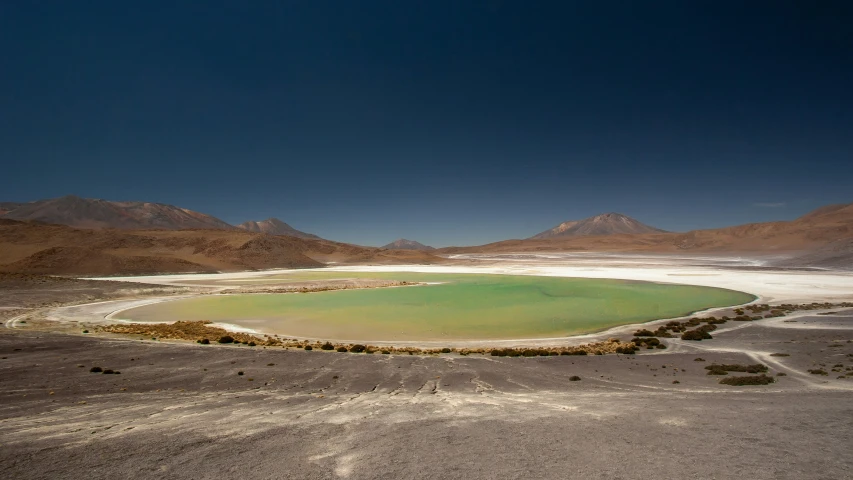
<box><xmin>117</xmin><ymin>272</ymin><xmax>755</xmax><ymax>341</ymax></box>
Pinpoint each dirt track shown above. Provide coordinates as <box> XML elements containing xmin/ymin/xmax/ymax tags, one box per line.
<box><xmin>2</xmin><ymin>310</ymin><xmax>852</xmax><ymax>479</ymax></box>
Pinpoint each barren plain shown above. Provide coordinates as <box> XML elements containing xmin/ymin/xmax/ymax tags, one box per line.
<box><xmin>1</xmin><ymin>253</ymin><xmax>852</xmax><ymax>479</ymax></box>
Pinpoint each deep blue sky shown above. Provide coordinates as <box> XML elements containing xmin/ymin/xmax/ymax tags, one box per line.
<box><xmin>2</xmin><ymin>1</ymin><xmax>852</xmax><ymax>246</ymax></box>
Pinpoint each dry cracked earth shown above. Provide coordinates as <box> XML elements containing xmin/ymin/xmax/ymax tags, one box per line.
<box><xmin>2</xmin><ymin>310</ymin><xmax>853</xmax><ymax>479</ymax></box>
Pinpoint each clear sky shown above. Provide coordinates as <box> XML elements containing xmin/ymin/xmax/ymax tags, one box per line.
<box><xmin>1</xmin><ymin>1</ymin><xmax>851</xmax><ymax>247</ymax></box>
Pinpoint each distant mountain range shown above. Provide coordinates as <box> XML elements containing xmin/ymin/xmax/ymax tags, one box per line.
<box><xmin>236</xmin><ymin>218</ymin><xmax>320</xmax><ymax>239</ymax></box>
<box><xmin>530</xmin><ymin>213</ymin><xmax>666</xmax><ymax>239</ymax></box>
<box><xmin>440</xmin><ymin>203</ymin><xmax>853</xmax><ymax>269</ymax></box>
<box><xmin>381</xmin><ymin>239</ymin><xmax>435</xmax><ymax>251</ymax></box>
<box><xmin>0</xmin><ymin>196</ymin><xmax>320</xmax><ymax>239</ymax></box>
<box><xmin>1</xmin><ymin>195</ymin><xmax>851</xmax><ymax>272</ymax></box>
<box><xmin>1</xmin><ymin>195</ymin><xmax>234</xmax><ymax>230</ymax></box>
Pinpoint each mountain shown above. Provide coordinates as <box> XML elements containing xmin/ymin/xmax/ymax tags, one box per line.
<box><xmin>0</xmin><ymin>220</ymin><xmax>444</xmax><ymax>275</ymax></box>
<box><xmin>530</xmin><ymin>213</ymin><xmax>667</xmax><ymax>239</ymax></box>
<box><xmin>235</xmin><ymin>218</ymin><xmax>320</xmax><ymax>239</ymax></box>
<box><xmin>440</xmin><ymin>203</ymin><xmax>853</xmax><ymax>261</ymax></box>
<box><xmin>1</xmin><ymin>195</ymin><xmax>234</xmax><ymax>230</ymax></box>
<box><xmin>381</xmin><ymin>239</ymin><xmax>435</xmax><ymax>251</ymax></box>
<box><xmin>0</xmin><ymin>202</ymin><xmax>24</xmax><ymax>215</ymax></box>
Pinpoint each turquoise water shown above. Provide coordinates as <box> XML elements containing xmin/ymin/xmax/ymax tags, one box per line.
<box><xmin>120</xmin><ymin>273</ymin><xmax>755</xmax><ymax>341</ymax></box>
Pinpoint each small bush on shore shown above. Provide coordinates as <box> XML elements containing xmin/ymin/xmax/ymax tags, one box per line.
<box><xmin>808</xmin><ymin>369</ymin><xmax>828</xmax><ymax>375</ymax></box>
<box><xmin>218</xmin><ymin>335</ymin><xmax>234</xmax><ymax>344</ymax></box>
<box><xmin>304</xmin><ymin>345</ymin><xmax>313</xmax><ymax>351</ymax></box>
<box><xmin>719</xmin><ymin>374</ymin><xmax>775</xmax><ymax>386</ymax></box>
<box><xmin>634</xmin><ymin>329</ymin><xmax>656</xmax><ymax>337</ymax></box>
<box><xmin>350</xmin><ymin>344</ymin><xmax>366</xmax><ymax>353</ymax></box>
<box><xmin>103</xmin><ymin>369</ymin><xmax>115</xmax><ymax>374</ymax></box>
<box><xmin>89</xmin><ymin>366</ymin><xmax>102</xmax><ymax>373</ymax></box>
<box><xmin>336</xmin><ymin>347</ymin><xmax>348</xmax><ymax>352</ymax></box>
<box><xmin>569</xmin><ymin>376</ymin><xmax>581</xmax><ymax>381</ymax></box>
<box><xmin>440</xmin><ymin>348</ymin><xmax>452</xmax><ymax>353</ymax></box>
<box><xmin>198</xmin><ymin>338</ymin><xmax>210</xmax><ymax>345</ymax></box>
<box><xmin>681</xmin><ymin>329</ymin><xmax>712</xmax><ymax>341</ymax></box>
<box><xmin>320</xmin><ymin>342</ymin><xmax>334</xmax><ymax>350</ymax></box>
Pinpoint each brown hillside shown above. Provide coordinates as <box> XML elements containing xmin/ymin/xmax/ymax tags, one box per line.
<box><xmin>0</xmin><ymin>220</ymin><xmax>442</xmax><ymax>276</ymax></box>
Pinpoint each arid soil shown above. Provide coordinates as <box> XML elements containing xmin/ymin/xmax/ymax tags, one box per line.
<box><xmin>2</xmin><ymin>309</ymin><xmax>852</xmax><ymax>480</ymax></box>
<box><xmin>1</xmin><ymin>256</ymin><xmax>851</xmax><ymax>479</ymax></box>
<box><xmin>0</xmin><ymin>273</ymin><xmax>194</xmax><ymax>323</ymax></box>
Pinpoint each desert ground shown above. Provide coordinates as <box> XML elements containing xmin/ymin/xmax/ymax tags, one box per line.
<box><xmin>2</xmin><ymin>253</ymin><xmax>852</xmax><ymax>479</ymax></box>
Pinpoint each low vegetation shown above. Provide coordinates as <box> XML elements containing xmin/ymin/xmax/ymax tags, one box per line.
<box><xmin>705</xmin><ymin>363</ymin><xmax>768</xmax><ymax>375</ymax></box>
<box><xmin>92</xmin><ymin>301</ymin><xmax>852</xmax><ymax>358</ymax></box>
<box><xmin>719</xmin><ymin>374</ymin><xmax>775</xmax><ymax>386</ymax></box>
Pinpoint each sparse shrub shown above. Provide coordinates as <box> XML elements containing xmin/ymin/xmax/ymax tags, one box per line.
<box><xmin>681</xmin><ymin>329</ymin><xmax>712</xmax><ymax>341</ymax></box>
<box><xmin>82</xmin><ymin>330</ymin><xmax>89</xmax><ymax>334</ymax></box>
<box><xmin>491</xmin><ymin>349</ymin><xmax>507</xmax><ymax>357</ymax></box>
<box><xmin>539</xmin><ymin>350</ymin><xmax>551</xmax><ymax>357</ymax></box>
<box><xmin>777</xmin><ymin>372</ymin><xmax>787</xmax><ymax>376</ymax></box>
<box><xmin>440</xmin><ymin>348</ymin><xmax>452</xmax><ymax>354</ymax></box>
<box><xmin>569</xmin><ymin>376</ymin><xmax>581</xmax><ymax>381</ymax></box>
<box><xmin>320</xmin><ymin>342</ymin><xmax>334</xmax><ymax>350</ymax></box>
<box><xmin>336</xmin><ymin>347</ymin><xmax>348</xmax><ymax>352</ymax></box>
<box><xmin>103</xmin><ymin>369</ymin><xmax>115</xmax><ymax>374</ymax></box>
<box><xmin>522</xmin><ymin>349</ymin><xmax>538</xmax><ymax>357</ymax></box>
<box><xmin>719</xmin><ymin>374</ymin><xmax>775</xmax><ymax>386</ymax></box>
<box><xmin>705</xmin><ymin>363</ymin><xmax>768</xmax><ymax>375</ymax></box>
<box><xmin>89</xmin><ymin>366</ymin><xmax>103</xmax><ymax>373</ymax></box>
<box><xmin>304</xmin><ymin>345</ymin><xmax>313</xmax><ymax>351</ymax></box>
<box><xmin>198</xmin><ymin>338</ymin><xmax>210</xmax><ymax>345</ymax></box>
<box><xmin>656</xmin><ymin>344</ymin><xmax>667</xmax><ymax>349</ymax></box>
<box><xmin>350</xmin><ymin>344</ymin><xmax>366</xmax><ymax>353</ymax></box>
<box><xmin>634</xmin><ymin>329</ymin><xmax>656</xmax><ymax>337</ymax></box>
<box><xmin>247</xmin><ymin>341</ymin><xmax>256</xmax><ymax>347</ymax></box>
<box><xmin>633</xmin><ymin>337</ymin><xmax>660</xmax><ymax>346</ymax></box>
<box><xmin>507</xmin><ymin>350</ymin><xmax>521</xmax><ymax>357</ymax></box>
<box><xmin>381</xmin><ymin>350</ymin><xmax>391</xmax><ymax>354</ymax></box>
<box><xmin>218</xmin><ymin>335</ymin><xmax>234</xmax><ymax>344</ymax></box>
<box><xmin>808</xmin><ymin>369</ymin><xmax>828</xmax><ymax>376</ymax></box>
<box><xmin>237</xmin><ymin>371</ymin><xmax>244</xmax><ymax>376</ymax></box>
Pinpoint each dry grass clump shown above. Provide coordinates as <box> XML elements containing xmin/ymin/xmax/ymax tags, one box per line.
<box><xmin>100</xmin><ymin>320</ymin><xmax>276</xmax><ymax>346</ymax></box>
<box><xmin>488</xmin><ymin>339</ymin><xmax>636</xmax><ymax>357</ymax></box>
<box><xmin>705</xmin><ymin>363</ymin><xmax>768</xmax><ymax>375</ymax></box>
<box><xmin>719</xmin><ymin>374</ymin><xmax>775</xmax><ymax>386</ymax></box>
